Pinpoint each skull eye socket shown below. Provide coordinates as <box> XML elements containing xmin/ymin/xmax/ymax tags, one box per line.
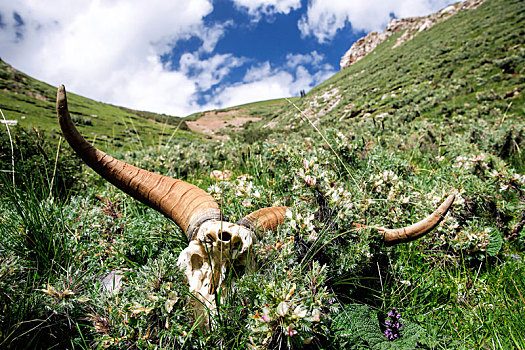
<box><xmin>218</xmin><ymin>231</ymin><xmax>232</xmax><ymax>242</ymax></box>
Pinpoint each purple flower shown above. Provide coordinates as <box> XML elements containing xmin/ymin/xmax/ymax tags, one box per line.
<box><xmin>387</xmin><ymin>307</ymin><xmax>401</xmax><ymax>319</ymax></box>
<box><xmin>384</xmin><ymin>307</ymin><xmax>404</xmax><ymax>341</ymax></box>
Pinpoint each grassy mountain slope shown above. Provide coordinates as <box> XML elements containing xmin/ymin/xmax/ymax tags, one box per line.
<box><xmin>185</xmin><ymin>98</ymin><xmax>297</xmax><ymax>140</ymax></box>
<box><xmin>0</xmin><ymin>59</ymin><xmax>194</xmax><ymax>150</ymax></box>
<box><xmin>233</xmin><ymin>0</ymin><xmax>524</xmax><ymax>140</ymax></box>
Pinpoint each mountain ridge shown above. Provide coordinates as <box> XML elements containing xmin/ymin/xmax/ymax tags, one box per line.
<box><xmin>340</xmin><ymin>0</ymin><xmax>485</xmax><ymax>69</ymax></box>
<box><xmin>236</xmin><ymin>0</ymin><xmax>523</xmax><ymax>140</ymax></box>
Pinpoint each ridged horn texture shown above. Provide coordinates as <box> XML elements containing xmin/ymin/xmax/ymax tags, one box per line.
<box><xmin>237</xmin><ymin>207</ymin><xmax>288</xmax><ymax>233</ymax></box>
<box><xmin>378</xmin><ymin>194</ymin><xmax>455</xmax><ymax>244</ymax></box>
<box><xmin>56</xmin><ymin>85</ymin><xmax>221</xmax><ymax>241</ymax></box>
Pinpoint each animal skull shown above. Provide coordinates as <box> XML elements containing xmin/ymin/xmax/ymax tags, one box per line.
<box><xmin>56</xmin><ymin>85</ymin><xmax>454</xmax><ymax>314</ymax></box>
<box><xmin>177</xmin><ymin>220</ymin><xmax>254</xmax><ymax>308</ymax></box>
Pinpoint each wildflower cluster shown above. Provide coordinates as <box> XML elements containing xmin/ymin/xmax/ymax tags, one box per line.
<box><xmin>488</xmin><ymin>167</ymin><xmax>525</xmax><ymax>192</ymax></box>
<box><xmin>326</xmin><ymin>185</ymin><xmax>354</xmax><ymax>217</ymax></box>
<box><xmin>244</xmin><ymin>260</ymin><xmax>334</xmax><ymax>348</ymax></box>
<box><xmin>450</xmin><ymin>225</ymin><xmax>492</xmax><ymax>253</ymax></box>
<box><xmin>286</xmin><ymin>208</ymin><xmax>317</xmax><ymax>241</ymax></box>
<box><xmin>453</xmin><ymin>153</ymin><xmax>490</xmax><ymax>172</ymax></box>
<box><xmin>370</xmin><ymin>169</ymin><xmax>404</xmax><ymax>199</ymax></box>
<box><xmin>207</xmin><ymin>171</ymin><xmax>264</xmax><ymax>208</ymax></box>
<box><xmin>295</xmin><ymin>156</ymin><xmax>330</xmax><ymax>189</ymax></box>
<box><xmin>331</xmin><ymin>130</ymin><xmax>360</xmax><ymax>165</ymax></box>
<box><xmin>210</xmin><ymin>169</ymin><xmax>232</xmax><ymax>181</ymax></box>
<box><xmin>89</xmin><ymin>251</ymin><xmax>192</xmax><ymax>348</ymax></box>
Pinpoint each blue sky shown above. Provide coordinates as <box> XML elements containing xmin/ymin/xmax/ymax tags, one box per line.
<box><xmin>0</xmin><ymin>0</ymin><xmax>457</xmax><ymax>116</ymax></box>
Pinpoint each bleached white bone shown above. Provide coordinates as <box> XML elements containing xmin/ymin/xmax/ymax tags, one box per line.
<box><xmin>177</xmin><ymin>220</ymin><xmax>255</xmax><ymax>309</ymax></box>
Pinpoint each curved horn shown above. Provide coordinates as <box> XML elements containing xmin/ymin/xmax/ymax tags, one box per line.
<box><xmin>378</xmin><ymin>194</ymin><xmax>455</xmax><ymax>244</ymax></box>
<box><xmin>237</xmin><ymin>207</ymin><xmax>288</xmax><ymax>232</ymax></box>
<box><xmin>56</xmin><ymin>85</ymin><xmax>220</xmax><ymax>240</ymax></box>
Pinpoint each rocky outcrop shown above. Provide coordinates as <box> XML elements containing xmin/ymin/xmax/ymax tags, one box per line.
<box><xmin>340</xmin><ymin>32</ymin><xmax>389</xmax><ymax>69</ymax></box>
<box><xmin>340</xmin><ymin>0</ymin><xmax>484</xmax><ymax>70</ymax></box>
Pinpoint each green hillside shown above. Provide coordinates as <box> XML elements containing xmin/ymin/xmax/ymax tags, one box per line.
<box><xmin>229</xmin><ymin>0</ymin><xmax>524</xmax><ymax>141</ymax></box>
<box><xmin>1</xmin><ymin>0</ymin><xmax>524</xmax><ymax>348</ymax></box>
<box><xmin>0</xmin><ymin>59</ymin><xmax>194</xmax><ymax>150</ymax></box>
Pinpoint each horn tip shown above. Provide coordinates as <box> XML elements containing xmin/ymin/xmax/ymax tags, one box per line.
<box><xmin>57</xmin><ymin>84</ymin><xmax>66</xmax><ymax>97</ymax></box>
<box><xmin>442</xmin><ymin>193</ymin><xmax>456</xmax><ymax>210</ymax></box>
<box><xmin>57</xmin><ymin>84</ymin><xmax>68</xmax><ymax>113</ymax></box>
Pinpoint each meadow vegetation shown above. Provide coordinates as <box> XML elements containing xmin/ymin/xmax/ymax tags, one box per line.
<box><xmin>0</xmin><ymin>0</ymin><xmax>524</xmax><ymax>348</ymax></box>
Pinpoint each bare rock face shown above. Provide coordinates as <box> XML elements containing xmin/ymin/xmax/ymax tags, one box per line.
<box><xmin>340</xmin><ymin>0</ymin><xmax>484</xmax><ymax>70</ymax></box>
<box><xmin>340</xmin><ymin>32</ymin><xmax>388</xmax><ymax>68</ymax></box>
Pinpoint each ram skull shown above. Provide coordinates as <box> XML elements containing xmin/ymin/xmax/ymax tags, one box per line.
<box><xmin>56</xmin><ymin>85</ymin><xmax>454</xmax><ymax>313</ymax></box>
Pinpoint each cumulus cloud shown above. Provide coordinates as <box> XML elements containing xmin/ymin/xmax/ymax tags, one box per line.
<box><xmin>210</xmin><ymin>53</ymin><xmax>335</xmax><ymax>108</ymax></box>
<box><xmin>0</xmin><ymin>0</ymin><xmax>230</xmax><ymax>116</ymax></box>
<box><xmin>179</xmin><ymin>52</ymin><xmax>246</xmax><ymax>91</ymax></box>
<box><xmin>196</xmin><ymin>21</ymin><xmax>234</xmax><ymax>54</ymax></box>
<box><xmin>299</xmin><ymin>0</ymin><xmax>459</xmax><ymax>43</ymax></box>
<box><xmin>285</xmin><ymin>51</ymin><xmax>325</xmax><ymax>69</ymax></box>
<box><xmin>232</xmin><ymin>0</ymin><xmax>301</xmax><ymax>19</ymax></box>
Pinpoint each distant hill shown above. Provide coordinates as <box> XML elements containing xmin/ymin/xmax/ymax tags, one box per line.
<box><xmin>339</xmin><ymin>0</ymin><xmax>485</xmax><ymax>70</ymax></box>
<box><xmin>0</xmin><ymin>59</ymin><xmax>194</xmax><ymax>151</ymax></box>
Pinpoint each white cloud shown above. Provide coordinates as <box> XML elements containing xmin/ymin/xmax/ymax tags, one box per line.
<box><xmin>232</xmin><ymin>0</ymin><xmax>301</xmax><ymax>19</ymax></box>
<box><xmin>0</xmin><ymin>0</ymin><xmax>230</xmax><ymax>116</ymax></box>
<box><xmin>109</xmin><ymin>56</ymin><xmax>200</xmax><ymax>116</ymax></box>
<box><xmin>243</xmin><ymin>61</ymin><xmax>273</xmax><ymax>83</ymax></box>
<box><xmin>210</xmin><ymin>56</ymin><xmax>335</xmax><ymax>108</ymax></box>
<box><xmin>180</xmin><ymin>52</ymin><xmax>246</xmax><ymax>91</ymax></box>
<box><xmin>285</xmin><ymin>51</ymin><xmax>325</xmax><ymax>69</ymax></box>
<box><xmin>299</xmin><ymin>0</ymin><xmax>459</xmax><ymax>43</ymax></box>
<box><xmin>197</xmin><ymin>21</ymin><xmax>234</xmax><ymax>54</ymax></box>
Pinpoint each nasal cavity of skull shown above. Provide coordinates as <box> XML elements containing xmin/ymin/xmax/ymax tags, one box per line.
<box><xmin>205</xmin><ymin>233</ymin><xmax>216</xmax><ymax>243</ymax></box>
<box><xmin>230</xmin><ymin>236</ymin><xmax>242</xmax><ymax>252</ymax></box>
<box><xmin>191</xmin><ymin>254</ymin><xmax>203</xmax><ymax>270</ymax></box>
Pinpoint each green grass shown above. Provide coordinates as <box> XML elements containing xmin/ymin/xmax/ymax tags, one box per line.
<box><xmin>2</xmin><ymin>118</ymin><xmax>524</xmax><ymax>348</ymax></box>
